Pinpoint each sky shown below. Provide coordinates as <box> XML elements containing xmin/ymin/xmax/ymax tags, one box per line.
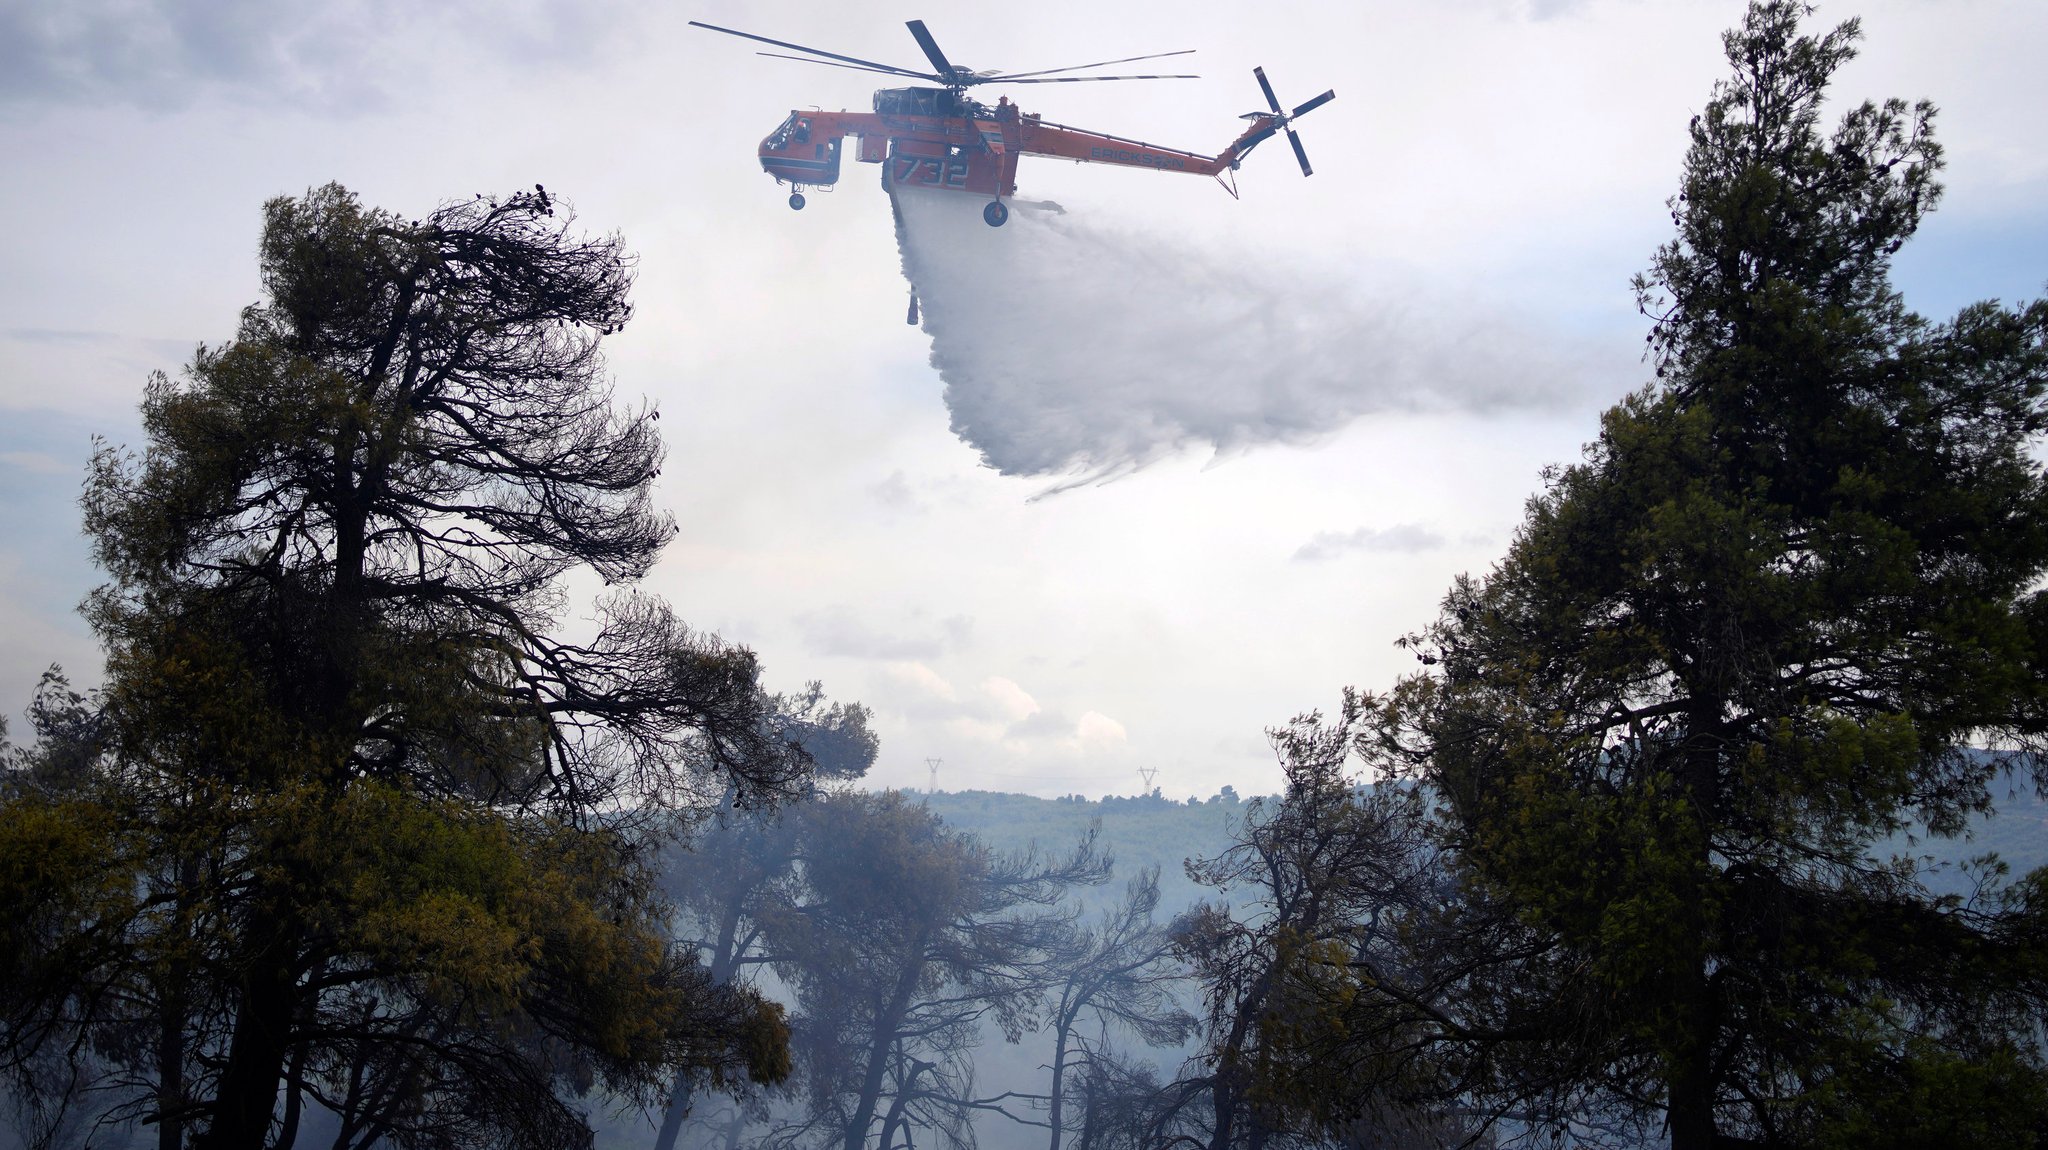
<box><xmin>3</xmin><ymin>0</ymin><xmax>2045</xmax><ymax>800</ymax></box>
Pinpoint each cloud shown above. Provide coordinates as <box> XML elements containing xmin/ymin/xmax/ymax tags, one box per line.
<box><xmin>893</xmin><ymin>188</ymin><xmax>1600</xmax><ymax>486</ymax></box>
<box><xmin>871</xmin><ymin>664</ymin><xmax>1122</xmax><ymax>757</ymax></box>
<box><xmin>1006</xmin><ymin>709</ymin><xmax>1073</xmax><ymax>741</ymax></box>
<box><xmin>797</xmin><ymin>606</ymin><xmax>972</xmax><ymax>661</ymax></box>
<box><xmin>980</xmin><ymin>676</ymin><xmax>1041</xmax><ymax>722</ymax></box>
<box><xmin>4</xmin><ymin>327</ymin><xmax>199</xmax><ymax>362</ymax></box>
<box><xmin>868</xmin><ymin>469</ymin><xmax>922</xmax><ymax>511</ymax></box>
<box><xmin>0</xmin><ymin>451</ymin><xmax>72</xmax><ymax>476</ymax></box>
<box><xmin>1076</xmin><ymin>711</ymin><xmax>1127</xmax><ymax>749</ymax></box>
<box><xmin>0</xmin><ymin>0</ymin><xmax>633</xmax><ymax>111</ymax></box>
<box><xmin>996</xmin><ymin>706</ymin><xmax>1127</xmax><ymax>755</ymax></box>
<box><xmin>1293</xmin><ymin>523</ymin><xmax>1448</xmax><ymax>561</ymax></box>
<box><xmin>881</xmin><ymin>661</ymin><xmax>959</xmax><ymax>705</ymax></box>
<box><xmin>1522</xmin><ymin>0</ymin><xmax>1591</xmax><ymax>21</ymax></box>
<box><xmin>880</xmin><ymin>664</ymin><xmax>1037</xmax><ymax>725</ymax></box>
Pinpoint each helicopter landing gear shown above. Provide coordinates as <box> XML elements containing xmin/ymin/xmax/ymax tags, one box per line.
<box><xmin>789</xmin><ymin>192</ymin><xmax>807</xmax><ymax>210</ymax></box>
<box><xmin>982</xmin><ymin>200</ymin><xmax>1008</xmax><ymax>228</ymax></box>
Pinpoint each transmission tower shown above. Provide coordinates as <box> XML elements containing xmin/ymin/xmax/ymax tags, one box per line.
<box><xmin>926</xmin><ymin>757</ymin><xmax>943</xmax><ymax>795</ymax></box>
<box><xmin>1136</xmin><ymin>765</ymin><xmax>1159</xmax><ymax>792</ymax></box>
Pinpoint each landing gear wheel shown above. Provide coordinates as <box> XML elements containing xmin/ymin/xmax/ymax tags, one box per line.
<box><xmin>789</xmin><ymin>192</ymin><xmax>806</xmax><ymax>211</ymax></box>
<box><xmin>982</xmin><ymin>200</ymin><xmax>1008</xmax><ymax>228</ymax></box>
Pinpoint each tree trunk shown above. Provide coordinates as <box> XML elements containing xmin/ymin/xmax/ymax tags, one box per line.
<box><xmin>274</xmin><ymin>1043</ymin><xmax>305</xmax><ymax>1150</ymax></box>
<box><xmin>1666</xmin><ymin>707</ymin><xmax>1724</xmax><ymax>1150</ymax></box>
<box><xmin>193</xmin><ymin>938</ymin><xmax>297</xmax><ymax>1150</ymax></box>
<box><xmin>654</xmin><ymin>882</ymin><xmax>748</xmax><ymax>1150</ymax></box>
<box><xmin>653</xmin><ymin>1079</ymin><xmax>694</xmax><ymax>1150</ymax></box>
<box><xmin>1046</xmin><ymin>1013</ymin><xmax>1072</xmax><ymax>1150</ymax></box>
<box><xmin>1207</xmin><ymin>1074</ymin><xmax>1236</xmax><ymax>1150</ymax></box>
<box><xmin>1667</xmin><ymin>1045</ymin><xmax>1717</xmax><ymax>1150</ymax></box>
<box><xmin>157</xmin><ymin>849</ymin><xmax>202</xmax><ymax>1150</ymax></box>
<box><xmin>1207</xmin><ymin>968</ymin><xmax>1266</xmax><ymax>1150</ymax></box>
<box><xmin>875</xmin><ymin>1060</ymin><xmax>925</xmax><ymax>1150</ymax></box>
<box><xmin>157</xmin><ymin>980</ymin><xmax>187</xmax><ymax>1150</ymax></box>
<box><xmin>843</xmin><ymin>936</ymin><xmax>928</xmax><ymax>1150</ymax></box>
<box><xmin>844</xmin><ymin>1011</ymin><xmax>906</xmax><ymax>1150</ymax></box>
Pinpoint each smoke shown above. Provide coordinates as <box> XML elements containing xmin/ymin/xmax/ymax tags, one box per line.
<box><xmin>892</xmin><ymin>186</ymin><xmax>1610</xmax><ymax>488</ymax></box>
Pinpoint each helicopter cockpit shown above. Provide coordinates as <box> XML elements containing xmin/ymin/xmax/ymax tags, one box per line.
<box><xmin>758</xmin><ymin>112</ymin><xmax>843</xmax><ymax>206</ymax></box>
<box><xmin>764</xmin><ymin>112</ymin><xmax>814</xmax><ymax>149</ymax></box>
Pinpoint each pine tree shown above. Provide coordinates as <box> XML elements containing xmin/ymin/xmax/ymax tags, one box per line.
<box><xmin>2</xmin><ymin>183</ymin><xmax>809</xmax><ymax>1150</ymax></box>
<box><xmin>1368</xmin><ymin>4</ymin><xmax>2048</xmax><ymax>1145</ymax></box>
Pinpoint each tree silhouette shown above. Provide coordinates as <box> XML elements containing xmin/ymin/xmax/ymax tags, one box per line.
<box><xmin>1354</xmin><ymin>4</ymin><xmax>2048</xmax><ymax>1146</ymax></box>
<box><xmin>1043</xmin><ymin>867</ymin><xmax>1193</xmax><ymax>1150</ymax></box>
<box><xmin>1</xmin><ymin>183</ymin><xmax>809</xmax><ymax>1150</ymax></box>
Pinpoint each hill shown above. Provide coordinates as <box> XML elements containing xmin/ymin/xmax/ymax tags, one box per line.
<box><xmin>919</xmin><ymin>772</ymin><xmax>2048</xmax><ymax>909</ymax></box>
<box><xmin>919</xmin><ymin>787</ymin><xmax>1249</xmax><ymax>915</ymax></box>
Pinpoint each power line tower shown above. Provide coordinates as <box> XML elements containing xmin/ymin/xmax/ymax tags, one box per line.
<box><xmin>926</xmin><ymin>757</ymin><xmax>943</xmax><ymax>795</ymax></box>
<box><xmin>1137</xmin><ymin>765</ymin><xmax>1159</xmax><ymax>793</ymax></box>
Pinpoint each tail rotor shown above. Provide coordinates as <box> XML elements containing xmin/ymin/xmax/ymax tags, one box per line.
<box><xmin>1243</xmin><ymin>67</ymin><xmax>1335</xmax><ymax>176</ymax></box>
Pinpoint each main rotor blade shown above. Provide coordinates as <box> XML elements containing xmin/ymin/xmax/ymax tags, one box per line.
<box><xmin>906</xmin><ymin>20</ymin><xmax>956</xmax><ymax>77</ymax></box>
<box><xmin>1287</xmin><ymin>127</ymin><xmax>1312</xmax><ymax>177</ymax></box>
<box><xmin>1253</xmin><ymin>66</ymin><xmax>1282</xmax><ymax>114</ymax></box>
<box><xmin>690</xmin><ymin>21</ymin><xmax>936</xmax><ymax>81</ymax></box>
<box><xmin>755</xmin><ymin>52</ymin><xmax>934</xmax><ymax>79</ymax></box>
<box><xmin>1292</xmin><ymin>89</ymin><xmax>1336</xmax><ymax>117</ymax></box>
<box><xmin>998</xmin><ymin>73</ymin><xmax>1199</xmax><ymax>84</ymax></box>
<box><xmin>987</xmin><ymin>48</ymin><xmax>1196</xmax><ymax>81</ymax></box>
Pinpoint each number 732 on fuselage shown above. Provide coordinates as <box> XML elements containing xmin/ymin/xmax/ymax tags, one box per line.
<box><xmin>691</xmin><ymin>18</ymin><xmax>1335</xmax><ymax>228</ymax></box>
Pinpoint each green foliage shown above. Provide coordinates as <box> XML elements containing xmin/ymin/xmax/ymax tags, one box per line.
<box><xmin>0</xmin><ymin>787</ymin><xmax>131</xmax><ymax>1020</ymax></box>
<box><xmin>1</xmin><ymin>183</ymin><xmax>809</xmax><ymax>1150</ymax></box>
<box><xmin>661</xmin><ymin>788</ymin><xmax>1110</xmax><ymax>1150</ymax></box>
<box><xmin>1338</xmin><ymin>4</ymin><xmax>2048</xmax><ymax>1146</ymax></box>
<box><xmin>1168</xmin><ymin>699</ymin><xmax>1455</xmax><ymax>1150</ymax></box>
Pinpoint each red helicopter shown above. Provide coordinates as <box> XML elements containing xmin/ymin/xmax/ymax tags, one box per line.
<box><xmin>691</xmin><ymin>19</ymin><xmax>1335</xmax><ymax>228</ymax></box>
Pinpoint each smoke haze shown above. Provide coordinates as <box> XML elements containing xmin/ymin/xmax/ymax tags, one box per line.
<box><xmin>893</xmin><ymin>186</ymin><xmax>1608</xmax><ymax>486</ymax></box>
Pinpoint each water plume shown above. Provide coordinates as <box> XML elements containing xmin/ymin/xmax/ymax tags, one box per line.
<box><xmin>891</xmin><ymin>186</ymin><xmax>1603</xmax><ymax>488</ymax></box>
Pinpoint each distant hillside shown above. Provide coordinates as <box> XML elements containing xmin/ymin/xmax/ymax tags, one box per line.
<box><xmin>918</xmin><ymin>770</ymin><xmax>2048</xmax><ymax>911</ymax></box>
<box><xmin>919</xmin><ymin>787</ymin><xmax>1250</xmax><ymax>915</ymax></box>
<box><xmin>1911</xmin><ymin>764</ymin><xmax>2048</xmax><ymax>893</ymax></box>
<box><xmin>603</xmin><ymin>776</ymin><xmax>2048</xmax><ymax>1150</ymax></box>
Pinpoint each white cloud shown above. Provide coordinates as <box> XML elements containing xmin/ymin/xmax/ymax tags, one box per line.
<box><xmin>1522</xmin><ymin>0</ymin><xmax>1590</xmax><ymax>21</ymax></box>
<box><xmin>0</xmin><ymin>450</ymin><xmax>71</xmax><ymax>476</ymax></box>
<box><xmin>945</xmin><ymin>715</ymin><xmax>1010</xmax><ymax>743</ymax></box>
<box><xmin>797</xmin><ymin>606</ymin><xmax>973</xmax><ymax>661</ymax></box>
<box><xmin>876</xmin><ymin>666</ymin><xmax>1052</xmax><ymax>734</ymax></box>
<box><xmin>869</xmin><ymin>469</ymin><xmax>921</xmax><ymax>510</ymax></box>
<box><xmin>865</xmin><ymin>665</ymin><xmax>1120</xmax><ymax>763</ymax></box>
<box><xmin>0</xmin><ymin>0</ymin><xmax>636</xmax><ymax>112</ymax></box>
<box><xmin>1293</xmin><ymin>523</ymin><xmax>1448</xmax><ymax>561</ymax></box>
<box><xmin>1076</xmin><ymin>710</ymin><xmax>1127</xmax><ymax>750</ymax></box>
<box><xmin>981</xmin><ymin>675</ymin><xmax>1041</xmax><ymax>722</ymax></box>
<box><xmin>882</xmin><ymin>661</ymin><xmax>958</xmax><ymax>704</ymax></box>
<box><xmin>1006</xmin><ymin>709</ymin><xmax>1074</xmax><ymax>741</ymax></box>
<box><xmin>994</xmin><ymin>707</ymin><xmax>1129</xmax><ymax>758</ymax></box>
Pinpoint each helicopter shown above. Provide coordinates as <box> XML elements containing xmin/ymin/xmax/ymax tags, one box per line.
<box><xmin>690</xmin><ymin>19</ymin><xmax>1335</xmax><ymax>228</ymax></box>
